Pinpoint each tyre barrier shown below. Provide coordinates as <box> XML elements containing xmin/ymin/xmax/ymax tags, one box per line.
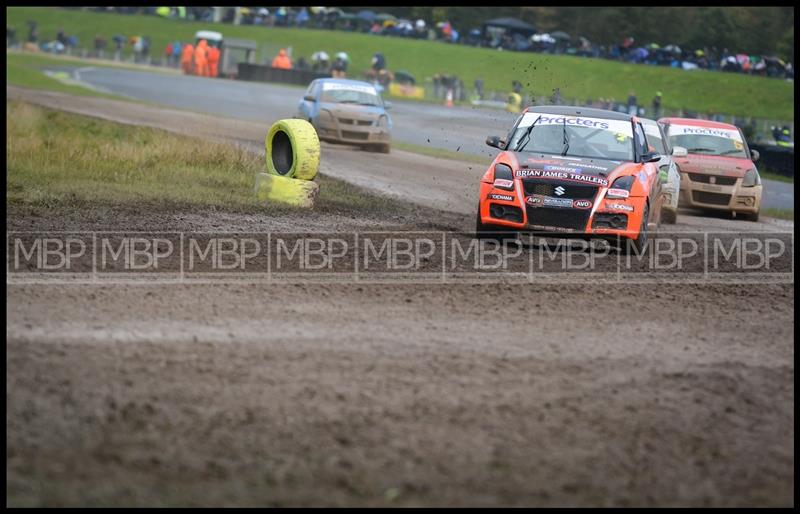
<box><xmin>254</xmin><ymin>172</ymin><xmax>319</xmax><ymax>208</ymax></box>
<box><xmin>265</xmin><ymin>119</ymin><xmax>320</xmax><ymax>180</ymax></box>
<box><xmin>258</xmin><ymin>119</ymin><xmax>321</xmax><ymax>208</ymax></box>
<box><xmin>238</xmin><ymin>63</ymin><xmax>331</xmax><ymax>87</ymax></box>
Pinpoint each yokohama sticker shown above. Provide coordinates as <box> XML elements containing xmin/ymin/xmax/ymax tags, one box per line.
<box><xmin>489</xmin><ymin>193</ymin><xmax>514</xmax><ymax>201</ymax></box>
<box><xmin>606</xmin><ymin>203</ymin><xmax>634</xmax><ymax>212</ymax></box>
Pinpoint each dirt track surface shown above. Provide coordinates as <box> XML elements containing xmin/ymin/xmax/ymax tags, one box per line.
<box><xmin>6</xmin><ymin>87</ymin><xmax>795</xmax><ymax>506</ymax></box>
<box><xmin>7</xmin><ymin>282</ymin><xmax>795</xmax><ymax>507</ymax></box>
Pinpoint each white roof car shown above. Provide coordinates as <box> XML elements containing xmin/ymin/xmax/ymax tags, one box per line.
<box><xmin>195</xmin><ymin>30</ymin><xmax>223</xmax><ymax>42</ymax></box>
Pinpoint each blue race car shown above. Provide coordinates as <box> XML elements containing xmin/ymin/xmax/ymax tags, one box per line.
<box><xmin>297</xmin><ymin>78</ymin><xmax>393</xmax><ymax>153</ymax></box>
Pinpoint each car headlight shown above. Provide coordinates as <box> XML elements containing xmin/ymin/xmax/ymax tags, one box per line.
<box><xmin>492</xmin><ymin>163</ymin><xmax>515</xmax><ymax>190</ymax></box>
<box><xmin>606</xmin><ymin>175</ymin><xmax>634</xmax><ymax>198</ymax></box>
<box><xmin>319</xmin><ymin>109</ymin><xmax>334</xmax><ymax>123</ymax></box>
<box><xmin>376</xmin><ymin>115</ymin><xmax>389</xmax><ymax>128</ymax></box>
<box><xmin>742</xmin><ymin>168</ymin><xmax>761</xmax><ymax>187</ymax></box>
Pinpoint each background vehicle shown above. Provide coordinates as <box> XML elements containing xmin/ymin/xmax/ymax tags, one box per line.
<box><xmin>477</xmin><ymin>106</ymin><xmax>664</xmax><ymax>254</ymax></box>
<box><xmin>297</xmin><ymin>78</ymin><xmax>393</xmax><ymax>153</ymax></box>
<box><xmin>195</xmin><ymin>29</ymin><xmax>223</xmax><ymax>50</ymax></box>
<box><xmin>659</xmin><ymin>117</ymin><xmax>762</xmax><ymax>221</ymax></box>
<box><xmin>641</xmin><ymin>117</ymin><xmax>687</xmax><ymax>224</ymax></box>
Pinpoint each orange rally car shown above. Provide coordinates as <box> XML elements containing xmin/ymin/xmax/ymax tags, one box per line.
<box><xmin>476</xmin><ymin>106</ymin><xmax>665</xmax><ymax>254</ymax></box>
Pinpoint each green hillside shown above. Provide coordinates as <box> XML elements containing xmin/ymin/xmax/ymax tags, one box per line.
<box><xmin>7</xmin><ymin>7</ymin><xmax>794</xmax><ymax>120</ymax></box>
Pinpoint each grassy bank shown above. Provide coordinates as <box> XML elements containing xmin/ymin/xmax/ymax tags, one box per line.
<box><xmin>6</xmin><ymin>100</ymin><xmax>404</xmax><ymax>215</ymax></box>
<box><xmin>6</xmin><ymin>52</ymin><xmax>124</xmax><ymax>99</ymax></box>
<box><xmin>761</xmin><ymin>208</ymin><xmax>794</xmax><ymax>221</ymax></box>
<box><xmin>760</xmin><ymin>170</ymin><xmax>794</xmax><ymax>184</ymax></box>
<box><xmin>7</xmin><ymin>6</ymin><xmax>794</xmax><ymax>120</ymax></box>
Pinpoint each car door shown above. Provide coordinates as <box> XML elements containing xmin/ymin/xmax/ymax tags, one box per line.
<box><xmin>643</xmin><ymin>119</ymin><xmax>680</xmax><ymax>202</ymax></box>
<box><xmin>634</xmin><ymin>122</ymin><xmax>663</xmax><ymax>227</ymax></box>
<box><xmin>297</xmin><ymin>80</ymin><xmax>319</xmax><ymax>121</ymax></box>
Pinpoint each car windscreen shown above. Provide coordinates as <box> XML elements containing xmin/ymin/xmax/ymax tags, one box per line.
<box><xmin>666</xmin><ymin>124</ymin><xmax>747</xmax><ymax>158</ymax></box>
<box><xmin>642</xmin><ymin>121</ymin><xmax>669</xmax><ymax>154</ymax></box>
<box><xmin>320</xmin><ymin>83</ymin><xmax>382</xmax><ymax>107</ymax></box>
<box><xmin>510</xmin><ymin>112</ymin><xmax>634</xmax><ymax>161</ymax></box>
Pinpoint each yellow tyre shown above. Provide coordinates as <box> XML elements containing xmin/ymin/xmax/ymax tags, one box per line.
<box><xmin>254</xmin><ymin>172</ymin><xmax>319</xmax><ymax>208</ymax></box>
<box><xmin>265</xmin><ymin>119</ymin><xmax>320</xmax><ymax>181</ymax></box>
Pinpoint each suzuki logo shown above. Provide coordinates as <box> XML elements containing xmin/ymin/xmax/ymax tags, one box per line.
<box><xmin>709</xmin><ymin>176</ymin><xmax>716</xmax><ymax>184</ymax></box>
<box><xmin>554</xmin><ymin>186</ymin><xmax>566</xmax><ymax>196</ymax></box>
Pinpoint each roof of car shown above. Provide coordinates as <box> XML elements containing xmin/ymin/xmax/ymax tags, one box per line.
<box><xmin>195</xmin><ymin>30</ymin><xmax>223</xmax><ymax>40</ymax></box>
<box><xmin>658</xmin><ymin>117</ymin><xmax>740</xmax><ymax>131</ymax></box>
<box><xmin>314</xmin><ymin>78</ymin><xmax>377</xmax><ymax>88</ymax></box>
<box><xmin>524</xmin><ymin>105</ymin><xmax>633</xmax><ymax>121</ymax></box>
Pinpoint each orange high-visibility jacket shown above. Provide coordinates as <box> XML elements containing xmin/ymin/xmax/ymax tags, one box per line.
<box><xmin>271</xmin><ymin>48</ymin><xmax>292</xmax><ymax>69</ymax></box>
<box><xmin>207</xmin><ymin>46</ymin><xmax>220</xmax><ymax>77</ymax></box>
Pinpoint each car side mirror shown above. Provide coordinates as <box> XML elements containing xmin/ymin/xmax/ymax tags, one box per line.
<box><xmin>486</xmin><ymin>135</ymin><xmax>506</xmax><ymax>149</ymax></box>
<box><xmin>383</xmin><ymin>101</ymin><xmax>392</xmax><ymax>110</ymax></box>
<box><xmin>303</xmin><ymin>95</ymin><xmax>316</xmax><ymax>102</ymax></box>
<box><xmin>642</xmin><ymin>151</ymin><xmax>661</xmax><ymax>163</ymax></box>
<box><xmin>671</xmin><ymin>145</ymin><xmax>688</xmax><ymax>158</ymax></box>
<box><xmin>751</xmin><ymin>149</ymin><xmax>760</xmax><ymax>162</ymax></box>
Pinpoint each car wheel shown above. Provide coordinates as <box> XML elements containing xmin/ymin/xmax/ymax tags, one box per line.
<box><xmin>740</xmin><ymin>211</ymin><xmax>760</xmax><ymax>222</ymax></box>
<box><xmin>378</xmin><ymin>143</ymin><xmax>391</xmax><ymax>154</ymax></box>
<box><xmin>661</xmin><ymin>208</ymin><xmax>677</xmax><ymax>224</ymax></box>
<box><xmin>621</xmin><ymin>203</ymin><xmax>649</xmax><ymax>256</ymax></box>
<box><xmin>475</xmin><ymin>207</ymin><xmax>517</xmax><ymax>244</ymax></box>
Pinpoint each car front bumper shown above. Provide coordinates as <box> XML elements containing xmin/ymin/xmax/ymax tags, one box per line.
<box><xmin>315</xmin><ymin>116</ymin><xmax>391</xmax><ymax>145</ymax></box>
<box><xmin>478</xmin><ymin>182</ymin><xmax>647</xmax><ymax>240</ymax></box>
<box><xmin>678</xmin><ymin>173</ymin><xmax>762</xmax><ymax>213</ymax></box>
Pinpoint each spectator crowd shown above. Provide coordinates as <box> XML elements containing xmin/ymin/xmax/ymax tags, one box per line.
<box><xmin>10</xmin><ymin>7</ymin><xmax>794</xmax><ymax>81</ymax></box>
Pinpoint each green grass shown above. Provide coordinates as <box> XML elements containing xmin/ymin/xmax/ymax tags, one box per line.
<box><xmin>6</xmin><ymin>100</ymin><xmax>409</xmax><ymax>215</ymax></box>
<box><xmin>762</xmin><ymin>208</ymin><xmax>794</xmax><ymax>220</ymax></box>
<box><xmin>6</xmin><ymin>52</ymin><xmax>125</xmax><ymax>99</ymax></box>
<box><xmin>760</xmin><ymin>170</ymin><xmax>794</xmax><ymax>183</ymax></box>
<box><xmin>6</xmin><ymin>48</ymin><xmax>182</xmax><ymax>75</ymax></box>
<box><xmin>7</xmin><ymin>6</ymin><xmax>794</xmax><ymax>120</ymax></box>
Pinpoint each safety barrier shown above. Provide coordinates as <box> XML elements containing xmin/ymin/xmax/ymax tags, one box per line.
<box><xmin>255</xmin><ymin>119</ymin><xmax>321</xmax><ymax>208</ymax></box>
<box><xmin>749</xmin><ymin>144</ymin><xmax>794</xmax><ymax>178</ymax></box>
<box><xmin>237</xmin><ymin>63</ymin><xmax>330</xmax><ymax>86</ymax></box>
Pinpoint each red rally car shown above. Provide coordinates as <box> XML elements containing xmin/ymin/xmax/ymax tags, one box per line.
<box><xmin>658</xmin><ymin>117</ymin><xmax>763</xmax><ymax>221</ymax></box>
<box><xmin>476</xmin><ymin>106</ymin><xmax>665</xmax><ymax>254</ymax></box>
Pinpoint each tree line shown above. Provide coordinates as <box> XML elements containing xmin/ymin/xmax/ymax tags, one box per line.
<box><xmin>359</xmin><ymin>6</ymin><xmax>794</xmax><ymax>60</ymax></box>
